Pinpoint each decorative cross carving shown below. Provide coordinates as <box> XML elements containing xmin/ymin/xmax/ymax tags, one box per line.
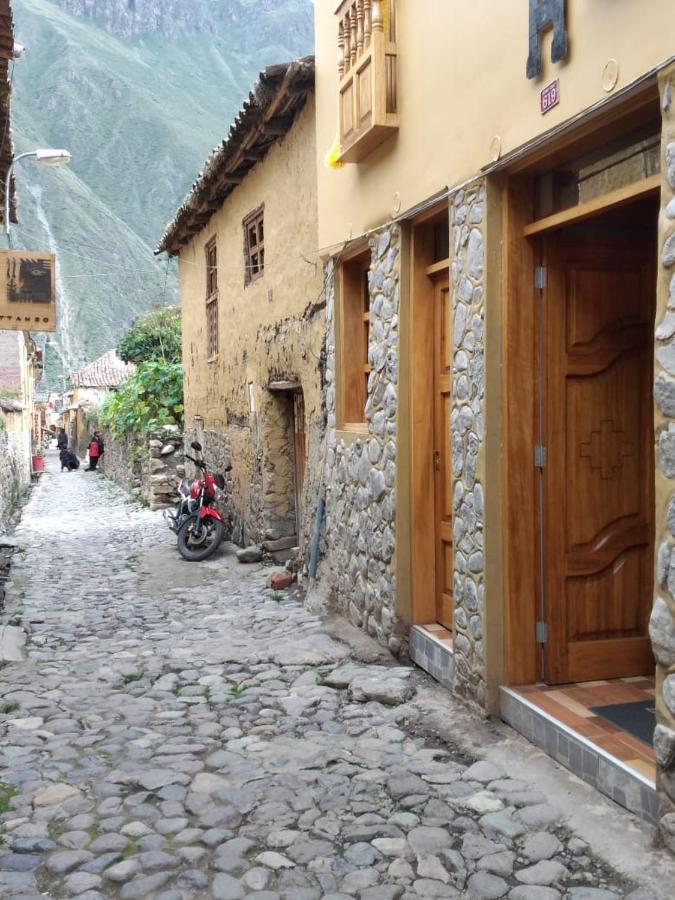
<box><xmin>526</xmin><ymin>0</ymin><xmax>568</xmax><ymax>79</ymax></box>
<box><xmin>580</xmin><ymin>420</ymin><xmax>635</xmax><ymax>480</ymax></box>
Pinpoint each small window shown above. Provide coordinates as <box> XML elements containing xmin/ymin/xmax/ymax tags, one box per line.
<box><xmin>339</xmin><ymin>249</ymin><xmax>371</xmax><ymax>429</ymax></box>
<box><xmin>243</xmin><ymin>206</ymin><xmax>265</xmax><ymax>285</ymax></box>
<box><xmin>205</xmin><ymin>238</ymin><xmax>218</xmax><ymax>362</ymax></box>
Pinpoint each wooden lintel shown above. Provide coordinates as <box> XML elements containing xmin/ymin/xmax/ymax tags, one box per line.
<box><xmin>523</xmin><ymin>174</ymin><xmax>661</xmax><ymax>237</ymax></box>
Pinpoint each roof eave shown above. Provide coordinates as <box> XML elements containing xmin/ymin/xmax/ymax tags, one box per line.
<box><xmin>156</xmin><ymin>55</ymin><xmax>315</xmax><ymax>257</ymax></box>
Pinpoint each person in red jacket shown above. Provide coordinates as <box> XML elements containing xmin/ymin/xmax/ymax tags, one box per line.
<box><xmin>85</xmin><ymin>434</ymin><xmax>100</xmax><ymax>471</ymax></box>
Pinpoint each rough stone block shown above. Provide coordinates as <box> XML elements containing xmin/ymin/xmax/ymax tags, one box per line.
<box><xmin>649</xmin><ymin>596</ymin><xmax>675</xmax><ymax>667</ymax></box>
<box><xmin>654</xmin><ymin>724</ymin><xmax>675</xmax><ymax>769</ymax></box>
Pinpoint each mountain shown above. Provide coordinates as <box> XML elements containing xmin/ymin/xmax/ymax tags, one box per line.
<box><xmin>9</xmin><ymin>0</ymin><xmax>313</xmax><ymax>386</ymax></box>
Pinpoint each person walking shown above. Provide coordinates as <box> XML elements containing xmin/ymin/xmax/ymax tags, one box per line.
<box><xmin>85</xmin><ymin>434</ymin><xmax>100</xmax><ymax>471</ymax></box>
<box><xmin>57</xmin><ymin>428</ymin><xmax>68</xmax><ymax>451</ymax></box>
<box><xmin>94</xmin><ymin>431</ymin><xmax>105</xmax><ymax>462</ymax></box>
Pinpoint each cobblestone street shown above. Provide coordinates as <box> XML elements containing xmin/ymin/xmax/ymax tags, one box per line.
<box><xmin>0</xmin><ymin>454</ymin><xmax>672</xmax><ymax>899</ymax></box>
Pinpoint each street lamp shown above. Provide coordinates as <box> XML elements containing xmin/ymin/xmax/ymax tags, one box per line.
<box><xmin>4</xmin><ymin>148</ymin><xmax>71</xmax><ymax>238</ymax></box>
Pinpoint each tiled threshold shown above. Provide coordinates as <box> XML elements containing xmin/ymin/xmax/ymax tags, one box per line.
<box><xmin>409</xmin><ymin>624</ymin><xmax>454</xmax><ymax>689</ymax></box>
<box><xmin>500</xmin><ymin>685</ymin><xmax>657</xmax><ymax>824</ymax></box>
<box><xmin>409</xmin><ymin>625</ymin><xmax>656</xmax><ymax>824</ymax></box>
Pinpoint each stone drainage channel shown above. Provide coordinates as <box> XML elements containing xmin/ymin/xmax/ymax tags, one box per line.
<box><xmin>0</xmin><ymin>453</ymin><xmax>670</xmax><ymax>899</ymax></box>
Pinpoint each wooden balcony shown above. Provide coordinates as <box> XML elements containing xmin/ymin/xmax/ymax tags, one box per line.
<box><xmin>336</xmin><ymin>0</ymin><xmax>398</xmax><ymax>164</ymax></box>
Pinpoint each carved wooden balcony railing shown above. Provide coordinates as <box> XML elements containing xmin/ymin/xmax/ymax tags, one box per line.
<box><xmin>336</xmin><ymin>0</ymin><xmax>398</xmax><ymax>164</ymax></box>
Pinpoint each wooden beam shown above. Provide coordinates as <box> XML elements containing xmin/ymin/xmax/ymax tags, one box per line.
<box><xmin>262</xmin><ymin>116</ymin><xmax>294</xmax><ymax>136</ymax></box>
<box><xmin>523</xmin><ymin>174</ymin><xmax>661</xmax><ymax>237</ymax></box>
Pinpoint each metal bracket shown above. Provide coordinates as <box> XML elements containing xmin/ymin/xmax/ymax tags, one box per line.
<box><xmin>536</xmin><ymin>621</ymin><xmax>548</xmax><ymax>644</ymax></box>
<box><xmin>534</xmin><ymin>266</ymin><xmax>547</xmax><ymax>289</ymax></box>
<box><xmin>534</xmin><ymin>445</ymin><xmax>547</xmax><ymax>468</ymax></box>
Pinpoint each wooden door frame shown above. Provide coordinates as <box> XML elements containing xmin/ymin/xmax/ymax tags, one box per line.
<box><xmin>409</xmin><ymin>205</ymin><xmax>449</xmax><ymax>625</ymax></box>
<box><xmin>503</xmin><ymin>175</ymin><xmax>661</xmax><ymax>686</ymax></box>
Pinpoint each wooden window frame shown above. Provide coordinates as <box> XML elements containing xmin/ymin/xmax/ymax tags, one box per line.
<box><xmin>205</xmin><ymin>237</ymin><xmax>218</xmax><ymax>363</ymax></box>
<box><xmin>337</xmin><ymin>246</ymin><xmax>371</xmax><ymax>432</ymax></box>
<box><xmin>336</xmin><ymin>0</ymin><xmax>398</xmax><ymax>164</ymax></box>
<box><xmin>243</xmin><ymin>205</ymin><xmax>265</xmax><ymax>286</ymax></box>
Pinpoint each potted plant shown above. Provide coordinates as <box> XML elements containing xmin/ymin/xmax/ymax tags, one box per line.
<box><xmin>32</xmin><ymin>443</ymin><xmax>45</xmax><ymax>473</ymax></box>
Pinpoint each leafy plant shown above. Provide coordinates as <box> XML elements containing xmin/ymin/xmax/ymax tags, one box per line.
<box><xmin>0</xmin><ymin>703</ymin><xmax>19</xmax><ymax>715</ymax></box>
<box><xmin>117</xmin><ymin>307</ymin><xmax>182</xmax><ymax>365</ymax></box>
<box><xmin>99</xmin><ymin>360</ymin><xmax>184</xmax><ymax>439</ymax></box>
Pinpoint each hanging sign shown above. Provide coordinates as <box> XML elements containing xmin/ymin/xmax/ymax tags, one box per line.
<box><xmin>0</xmin><ymin>250</ymin><xmax>56</xmax><ymax>332</ymax></box>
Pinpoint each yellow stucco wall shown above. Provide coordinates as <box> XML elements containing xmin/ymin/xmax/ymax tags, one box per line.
<box><xmin>316</xmin><ymin>0</ymin><xmax>675</xmax><ymax>247</ymax></box>
<box><xmin>178</xmin><ymin>97</ymin><xmax>324</xmax><ymax>545</ymax></box>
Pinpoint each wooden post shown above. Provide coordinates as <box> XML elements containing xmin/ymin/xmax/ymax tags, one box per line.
<box><xmin>372</xmin><ymin>0</ymin><xmax>383</xmax><ymax>33</ymax></box>
<box><xmin>356</xmin><ymin>1</ymin><xmax>364</xmax><ymax>57</ymax></box>
<box><xmin>338</xmin><ymin>20</ymin><xmax>345</xmax><ymax>78</ymax></box>
<box><xmin>363</xmin><ymin>0</ymin><xmax>372</xmax><ymax>48</ymax></box>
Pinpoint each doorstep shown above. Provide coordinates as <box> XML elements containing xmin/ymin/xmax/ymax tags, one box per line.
<box><xmin>409</xmin><ymin>624</ymin><xmax>454</xmax><ymax>689</ymax></box>
<box><xmin>500</xmin><ymin>682</ymin><xmax>657</xmax><ymax>824</ymax></box>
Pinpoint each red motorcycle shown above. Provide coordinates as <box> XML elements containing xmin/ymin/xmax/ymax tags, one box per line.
<box><xmin>166</xmin><ymin>441</ymin><xmax>228</xmax><ymax>561</ymax></box>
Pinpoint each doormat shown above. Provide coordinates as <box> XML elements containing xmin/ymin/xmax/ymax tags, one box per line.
<box><xmin>590</xmin><ymin>700</ymin><xmax>655</xmax><ymax>747</ymax></box>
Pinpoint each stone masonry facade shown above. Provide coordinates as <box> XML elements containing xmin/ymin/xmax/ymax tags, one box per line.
<box><xmin>450</xmin><ymin>183</ymin><xmax>487</xmax><ymax>708</ymax></box>
<box><xmin>323</xmin><ymin>225</ymin><xmax>405</xmax><ymax>656</ymax></box>
<box><xmin>653</xmin><ymin>64</ymin><xmax>675</xmax><ymax>853</ymax></box>
<box><xmin>0</xmin><ymin>428</ymin><xmax>24</xmax><ymax>531</ymax></box>
<box><xmin>103</xmin><ymin>426</ymin><xmax>186</xmax><ymax>511</ymax></box>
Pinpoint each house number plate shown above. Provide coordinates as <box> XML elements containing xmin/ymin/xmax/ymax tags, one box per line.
<box><xmin>540</xmin><ymin>79</ymin><xmax>560</xmax><ymax>114</ymax></box>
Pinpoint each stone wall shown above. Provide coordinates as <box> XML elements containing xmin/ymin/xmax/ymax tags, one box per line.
<box><xmin>103</xmin><ymin>426</ymin><xmax>185</xmax><ymax>511</ymax></box>
<box><xmin>652</xmin><ymin>64</ymin><xmax>675</xmax><ymax>853</ymax></box>
<box><xmin>0</xmin><ymin>427</ymin><xmax>24</xmax><ymax>531</ymax></box>
<box><xmin>450</xmin><ymin>182</ymin><xmax>487</xmax><ymax>707</ymax></box>
<box><xmin>323</xmin><ymin>225</ymin><xmax>405</xmax><ymax>655</ymax></box>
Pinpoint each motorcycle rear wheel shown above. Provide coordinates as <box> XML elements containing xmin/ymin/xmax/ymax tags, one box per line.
<box><xmin>177</xmin><ymin>515</ymin><xmax>225</xmax><ymax>561</ymax></box>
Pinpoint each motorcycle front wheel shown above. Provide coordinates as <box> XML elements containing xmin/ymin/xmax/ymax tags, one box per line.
<box><xmin>177</xmin><ymin>515</ymin><xmax>225</xmax><ymax>561</ymax></box>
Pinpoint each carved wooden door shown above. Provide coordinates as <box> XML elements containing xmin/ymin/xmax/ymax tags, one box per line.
<box><xmin>542</xmin><ymin>237</ymin><xmax>655</xmax><ymax>684</ymax></box>
<box><xmin>434</xmin><ymin>273</ymin><xmax>453</xmax><ymax>629</ymax></box>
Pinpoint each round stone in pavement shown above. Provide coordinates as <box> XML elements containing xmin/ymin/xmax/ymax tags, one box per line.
<box><xmin>520</xmin><ymin>832</ymin><xmax>563</xmax><ymax>862</ymax></box>
<box><xmin>509</xmin><ymin>888</ymin><xmax>560</xmax><ymax>900</ymax></box>
<box><xmin>412</xmin><ymin>879</ymin><xmax>460</xmax><ymax>897</ymax></box>
<box><xmin>565</xmin><ymin>890</ymin><xmax>621</xmax><ymax>900</ymax></box>
<box><xmin>515</xmin><ymin>860</ymin><xmax>567</xmax><ymax>886</ymax></box>
<box><xmin>466</xmin><ymin>872</ymin><xmax>509</xmax><ymax>898</ymax></box>
<box><xmin>212</xmin><ymin>872</ymin><xmax>245</xmax><ymax>899</ymax></box>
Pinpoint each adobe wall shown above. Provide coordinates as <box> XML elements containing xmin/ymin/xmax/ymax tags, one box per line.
<box><xmin>178</xmin><ymin>98</ymin><xmax>324</xmax><ymax>559</ymax></box>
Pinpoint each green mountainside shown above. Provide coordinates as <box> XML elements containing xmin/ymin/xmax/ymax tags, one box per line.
<box><xmin>9</xmin><ymin>0</ymin><xmax>313</xmax><ymax>385</ymax></box>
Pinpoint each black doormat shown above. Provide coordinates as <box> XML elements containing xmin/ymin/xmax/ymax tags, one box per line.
<box><xmin>590</xmin><ymin>699</ymin><xmax>655</xmax><ymax>747</ymax></box>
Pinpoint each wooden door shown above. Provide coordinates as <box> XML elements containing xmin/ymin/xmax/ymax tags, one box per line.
<box><xmin>292</xmin><ymin>391</ymin><xmax>306</xmax><ymax>539</ymax></box>
<box><xmin>433</xmin><ymin>273</ymin><xmax>453</xmax><ymax>629</ymax></box>
<box><xmin>542</xmin><ymin>237</ymin><xmax>655</xmax><ymax>683</ymax></box>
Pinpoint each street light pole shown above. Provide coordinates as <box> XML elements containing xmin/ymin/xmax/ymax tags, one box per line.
<box><xmin>4</xmin><ymin>148</ymin><xmax>72</xmax><ymax>239</ymax></box>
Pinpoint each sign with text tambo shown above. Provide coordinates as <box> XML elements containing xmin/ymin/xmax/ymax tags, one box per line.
<box><xmin>0</xmin><ymin>251</ymin><xmax>56</xmax><ymax>332</ymax></box>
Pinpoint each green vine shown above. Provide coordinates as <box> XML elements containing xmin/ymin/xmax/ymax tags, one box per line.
<box><xmin>99</xmin><ymin>360</ymin><xmax>184</xmax><ymax>439</ymax></box>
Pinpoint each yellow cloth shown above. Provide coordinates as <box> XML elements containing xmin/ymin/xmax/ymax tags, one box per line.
<box><xmin>325</xmin><ymin>135</ymin><xmax>344</xmax><ymax>170</ymax></box>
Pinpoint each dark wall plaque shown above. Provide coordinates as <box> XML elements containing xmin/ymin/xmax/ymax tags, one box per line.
<box><xmin>527</xmin><ymin>0</ymin><xmax>568</xmax><ymax>80</ymax></box>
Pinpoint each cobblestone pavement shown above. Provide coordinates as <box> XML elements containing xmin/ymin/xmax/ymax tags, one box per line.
<box><xmin>0</xmin><ymin>454</ymin><xmax>665</xmax><ymax>899</ymax></box>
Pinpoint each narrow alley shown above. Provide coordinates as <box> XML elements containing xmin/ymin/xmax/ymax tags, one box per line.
<box><xmin>0</xmin><ymin>456</ymin><xmax>672</xmax><ymax>900</ymax></box>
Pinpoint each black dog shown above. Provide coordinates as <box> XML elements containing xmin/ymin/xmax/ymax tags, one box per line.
<box><xmin>60</xmin><ymin>449</ymin><xmax>80</xmax><ymax>471</ymax></box>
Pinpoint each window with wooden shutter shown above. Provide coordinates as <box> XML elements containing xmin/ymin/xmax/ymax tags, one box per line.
<box><xmin>205</xmin><ymin>238</ymin><xmax>218</xmax><ymax>362</ymax></box>
<box><xmin>336</xmin><ymin>0</ymin><xmax>398</xmax><ymax>164</ymax></box>
<box><xmin>338</xmin><ymin>249</ymin><xmax>371</xmax><ymax>430</ymax></box>
<box><xmin>243</xmin><ymin>206</ymin><xmax>265</xmax><ymax>285</ymax></box>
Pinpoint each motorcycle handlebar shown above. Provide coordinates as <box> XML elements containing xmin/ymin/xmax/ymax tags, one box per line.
<box><xmin>185</xmin><ymin>454</ymin><xmax>206</xmax><ymax>469</ymax></box>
